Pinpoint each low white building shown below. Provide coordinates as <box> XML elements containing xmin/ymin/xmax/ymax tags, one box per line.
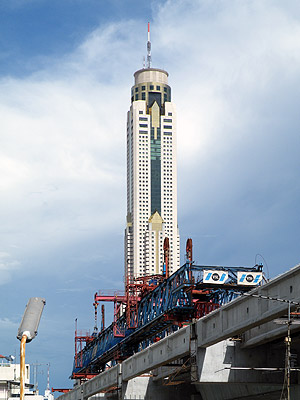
<box><xmin>0</xmin><ymin>356</ymin><xmax>53</xmax><ymax>400</ymax></box>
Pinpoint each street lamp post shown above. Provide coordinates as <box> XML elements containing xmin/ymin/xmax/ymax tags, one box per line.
<box><xmin>17</xmin><ymin>298</ymin><xmax>46</xmax><ymax>400</ymax></box>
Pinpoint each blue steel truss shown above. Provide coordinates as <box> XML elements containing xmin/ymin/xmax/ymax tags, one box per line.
<box><xmin>72</xmin><ymin>262</ymin><xmax>263</xmax><ymax>377</ymax></box>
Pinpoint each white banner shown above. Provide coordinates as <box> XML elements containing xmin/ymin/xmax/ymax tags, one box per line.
<box><xmin>237</xmin><ymin>272</ymin><xmax>263</xmax><ymax>285</ymax></box>
<box><xmin>203</xmin><ymin>270</ymin><xmax>228</xmax><ymax>284</ymax></box>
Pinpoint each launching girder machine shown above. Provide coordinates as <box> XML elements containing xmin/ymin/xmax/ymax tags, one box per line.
<box><xmin>72</xmin><ymin>239</ymin><xmax>263</xmax><ymax>380</ymax></box>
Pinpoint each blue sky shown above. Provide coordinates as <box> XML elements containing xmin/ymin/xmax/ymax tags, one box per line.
<box><xmin>0</xmin><ymin>0</ymin><xmax>152</xmax><ymax>75</ymax></box>
<box><xmin>1</xmin><ymin>0</ymin><xmax>300</xmax><ymax>394</ymax></box>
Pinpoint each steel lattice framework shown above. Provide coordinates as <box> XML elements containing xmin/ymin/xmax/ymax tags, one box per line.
<box><xmin>72</xmin><ymin>258</ymin><xmax>263</xmax><ymax>379</ymax></box>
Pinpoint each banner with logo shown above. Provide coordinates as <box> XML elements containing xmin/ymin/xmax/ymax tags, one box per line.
<box><xmin>203</xmin><ymin>270</ymin><xmax>228</xmax><ymax>284</ymax></box>
<box><xmin>237</xmin><ymin>272</ymin><xmax>263</xmax><ymax>285</ymax></box>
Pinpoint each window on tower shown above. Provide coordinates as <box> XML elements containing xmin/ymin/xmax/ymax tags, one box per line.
<box><xmin>148</xmin><ymin>92</ymin><xmax>161</xmax><ymax>108</ymax></box>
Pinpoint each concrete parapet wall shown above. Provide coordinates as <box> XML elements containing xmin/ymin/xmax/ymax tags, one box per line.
<box><xmin>59</xmin><ymin>366</ymin><xmax>120</xmax><ymax>400</ymax></box>
<box><xmin>196</xmin><ymin>264</ymin><xmax>300</xmax><ymax>347</ymax></box>
<box><xmin>122</xmin><ymin>325</ymin><xmax>190</xmax><ymax>381</ymax></box>
<box><xmin>83</xmin><ymin>365</ymin><xmax>120</xmax><ymax>397</ymax></box>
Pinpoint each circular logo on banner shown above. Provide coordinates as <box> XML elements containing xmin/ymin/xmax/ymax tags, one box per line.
<box><xmin>212</xmin><ymin>273</ymin><xmax>220</xmax><ymax>281</ymax></box>
<box><xmin>246</xmin><ymin>274</ymin><xmax>254</xmax><ymax>283</ymax></box>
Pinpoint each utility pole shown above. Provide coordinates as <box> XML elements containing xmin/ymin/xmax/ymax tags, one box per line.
<box><xmin>31</xmin><ymin>362</ymin><xmax>42</xmax><ymax>393</ymax></box>
<box><xmin>286</xmin><ymin>301</ymin><xmax>291</xmax><ymax>400</ymax></box>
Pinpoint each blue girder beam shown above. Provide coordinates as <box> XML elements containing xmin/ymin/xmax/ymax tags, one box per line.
<box><xmin>72</xmin><ymin>262</ymin><xmax>263</xmax><ymax>377</ymax></box>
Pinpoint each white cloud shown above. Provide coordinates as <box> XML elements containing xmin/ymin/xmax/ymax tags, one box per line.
<box><xmin>0</xmin><ymin>252</ymin><xmax>20</xmax><ymax>285</ymax></box>
<box><xmin>1</xmin><ymin>0</ymin><xmax>300</xmax><ymax>279</ymax></box>
<box><xmin>148</xmin><ymin>0</ymin><xmax>300</xmax><ymax>268</ymax></box>
<box><xmin>0</xmin><ymin>60</ymin><xmax>129</xmax><ymax>274</ymax></box>
<box><xmin>152</xmin><ymin>0</ymin><xmax>300</xmax><ymax>160</ymax></box>
<box><xmin>0</xmin><ymin>317</ymin><xmax>18</xmax><ymax>329</ymax></box>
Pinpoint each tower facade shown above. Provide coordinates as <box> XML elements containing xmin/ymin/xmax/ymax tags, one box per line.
<box><xmin>125</xmin><ymin>67</ymin><xmax>180</xmax><ymax>279</ymax></box>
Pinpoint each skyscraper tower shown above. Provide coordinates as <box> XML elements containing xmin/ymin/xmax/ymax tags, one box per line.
<box><xmin>125</xmin><ymin>24</ymin><xmax>180</xmax><ymax>280</ymax></box>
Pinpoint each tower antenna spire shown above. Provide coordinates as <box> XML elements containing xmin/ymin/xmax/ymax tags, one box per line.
<box><xmin>147</xmin><ymin>22</ymin><xmax>151</xmax><ymax>68</ymax></box>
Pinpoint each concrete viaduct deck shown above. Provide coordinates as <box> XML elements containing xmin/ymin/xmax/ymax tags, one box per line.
<box><xmin>57</xmin><ymin>264</ymin><xmax>300</xmax><ymax>400</ymax></box>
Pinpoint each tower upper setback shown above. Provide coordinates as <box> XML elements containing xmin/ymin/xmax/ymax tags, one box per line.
<box><xmin>124</xmin><ymin>41</ymin><xmax>180</xmax><ymax>281</ymax></box>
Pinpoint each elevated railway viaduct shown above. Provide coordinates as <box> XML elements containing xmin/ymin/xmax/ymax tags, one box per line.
<box><xmin>57</xmin><ymin>264</ymin><xmax>300</xmax><ymax>400</ymax></box>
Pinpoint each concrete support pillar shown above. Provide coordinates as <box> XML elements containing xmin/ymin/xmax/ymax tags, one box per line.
<box><xmin>121</xmin><ymin>376</ymin><xmax>150</xmax><ymax>399</ymax></box>
<box><xmin>117</xmin><ymin>364</ymin><xmax>122</xmax><ymax>400</ymax></box>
